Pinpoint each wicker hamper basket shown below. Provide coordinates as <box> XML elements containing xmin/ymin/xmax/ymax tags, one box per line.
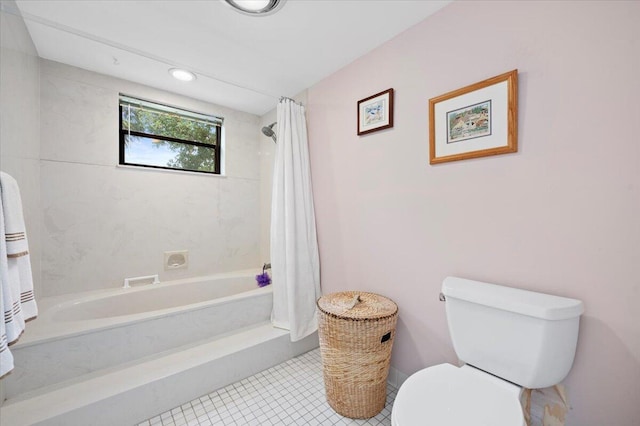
<box><xmin>317</xmin><ymin>291</ymin><xmax>398</xmax><ymax>419</ymax></box>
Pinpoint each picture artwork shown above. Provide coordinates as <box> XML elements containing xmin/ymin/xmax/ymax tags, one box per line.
<box><xmin>364</xmin><ymin>99</ymin><xmax>387</xmax><ymax>127</ymax></box>
<box><xmin>447</xmin><ymin>100</ymin><xmax>492</xmax><ymax>144</ymax></box>
<box><xmin>357</xmin><ymin>88</ymin><xmax>394</xmax><ymax>136</ymax></box>
<box><xmin>429</xmin><ymin>69</ymin><xmax>518</xmax><ymax>164</ymax></box>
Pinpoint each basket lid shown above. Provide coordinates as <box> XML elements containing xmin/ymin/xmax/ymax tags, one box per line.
<box><xmin>317</xmin><ymin>291</ymin><xmax>398</xmax><ymax>320</ymax></box>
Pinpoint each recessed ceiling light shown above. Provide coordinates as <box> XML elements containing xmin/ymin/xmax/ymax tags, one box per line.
<box><xmin>223</xmin><ymin>0</ymin><xmax>286</xmax><ymax>16</ymax></box>
<box><xmin>169</xmin><ymin>68</ymin><xmax>196</xmax><ymax>82</ymax></box>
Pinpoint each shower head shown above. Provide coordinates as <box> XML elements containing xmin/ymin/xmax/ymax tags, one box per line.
<box><xmin>262</xmin><ymin>122</ymin><xmax>277</xmax><ymax>143</ymax></box>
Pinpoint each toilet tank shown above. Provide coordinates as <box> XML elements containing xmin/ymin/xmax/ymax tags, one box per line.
<box><xmin>442</xmin><ymin>277</ymin><xmax>584</xmax><ymax>389</ymax></box>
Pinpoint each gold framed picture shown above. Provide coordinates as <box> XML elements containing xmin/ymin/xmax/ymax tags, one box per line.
<box><xmin>429</xmin><ymin>70</ymin><xmax>518</xmax><ymax>164</ymax></box>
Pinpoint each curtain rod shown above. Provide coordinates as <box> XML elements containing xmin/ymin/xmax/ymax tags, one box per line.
<box><xmin>279</xmin><ymin>96</ymin><xmax>304</xmax><ymax>106</ymax></box>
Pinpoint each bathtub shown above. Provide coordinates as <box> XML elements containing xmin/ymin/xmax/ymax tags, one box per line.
<box><xmin>5</xmin><ymin>270</ymin><xmax>274</xmax><ymax>399</ymax></box>
<box><xmin>48</xmin><ymin>271</ymin><xmax>267</xmax><ymax>323</ymax></box>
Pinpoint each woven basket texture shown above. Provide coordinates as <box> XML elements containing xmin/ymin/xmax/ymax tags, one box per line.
<box><xmin>317</xmin><ymin>291</ymin><xmax>398</xmax><ymax>419</ymax></box>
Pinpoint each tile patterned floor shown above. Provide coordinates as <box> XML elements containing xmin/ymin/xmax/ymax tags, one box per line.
<box><xmin>138</xmin><ymin>349</ymin><xmax>397</xmax><ymax>426</ymax></box>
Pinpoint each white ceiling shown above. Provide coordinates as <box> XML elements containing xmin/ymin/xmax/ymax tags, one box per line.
<box><xmin>15</xmin><ymin>0</ymin><xmax>451</xmax><ymax>116</ymax></box>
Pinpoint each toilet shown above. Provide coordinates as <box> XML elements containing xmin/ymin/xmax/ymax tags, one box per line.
<box><xmin>391</xmin><ymin>277</ymin><xmax>584</xmax><ymax>426</ymax></box>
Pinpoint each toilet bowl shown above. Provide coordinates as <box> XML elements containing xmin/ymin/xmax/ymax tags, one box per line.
<box><xmin>391</xmin><ymin>364</ymin><xmax>524</xmax><ymax>426</ymax></box>
<box><xmin>391</xmin><ymin>277</ymin><xmax>583</xmax><ymax>425</ymax></box>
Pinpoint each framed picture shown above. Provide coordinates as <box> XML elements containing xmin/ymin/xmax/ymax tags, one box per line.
<box><xmin>429</xmin><ymin>70</ymin><xmax>518</xmax><ymax>164</ymax></box>
<box><xmin>357</xmin><ymin>88</ymin><xmax>394</xmax><ymax>135</ymax></box>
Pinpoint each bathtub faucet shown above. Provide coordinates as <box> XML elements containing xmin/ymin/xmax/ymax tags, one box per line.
<box><xmin>263</xmin><ymin>263</ymin><xmax>271</xmax><ymax>274</ymax></box>
<box><xmin>123</xmin><ymin>274</ymin><xmax>160</xmax><ymax>289</ymax></box>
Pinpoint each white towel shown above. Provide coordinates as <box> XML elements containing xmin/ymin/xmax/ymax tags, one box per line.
<box><xmin>0</xmin><ymin>172</ymin><xmax>37</xmax><ymax>377</ymax></box>
<box><xmin>1</xmin><ymin>173</ymin><xmax>29</xmax><ymax>259</ymax></box>
<box><xmin>1</xmin><ymin>204</ymin><xmax>16</xmax><ymax>377</ymax></box>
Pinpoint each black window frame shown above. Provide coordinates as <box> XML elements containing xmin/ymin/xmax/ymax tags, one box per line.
<box><xmin>119</xmin><ymin>95</ymin><xmax>222</xmax><ymax>175</ymax></box>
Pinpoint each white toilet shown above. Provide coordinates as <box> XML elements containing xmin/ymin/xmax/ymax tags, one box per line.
<box><xmin>391</xmin><ymin>277</ymin><xmax>584</xmax><ymax>426</ymax></box>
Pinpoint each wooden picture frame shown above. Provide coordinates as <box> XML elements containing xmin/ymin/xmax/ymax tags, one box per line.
<box><xmin>429</xmin><ymin>70</ymin><xmax>518</xmax><ymax>164</ymax></box>
<box><xmin>357</xmin><ymin>88</ymin><xmax>394</xmax><ymax>135</ymax></box>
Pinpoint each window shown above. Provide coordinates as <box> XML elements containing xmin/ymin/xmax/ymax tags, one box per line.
<box><xmin>119</xmin><ymin>95</ymin><xmax>222</xmax><ymax>174</ymax></box>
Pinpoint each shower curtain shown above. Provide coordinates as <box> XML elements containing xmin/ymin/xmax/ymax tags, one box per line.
<box><xmin>270</xmin><ymin>98</ymin><xmax>321</xmax><ymax>342</ymax></box>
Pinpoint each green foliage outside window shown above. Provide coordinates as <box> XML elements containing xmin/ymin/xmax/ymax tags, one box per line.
<box><xmin>120</xmin><ymin>96</ymin><xmax>221</xmax><ymax>174</ymax></box>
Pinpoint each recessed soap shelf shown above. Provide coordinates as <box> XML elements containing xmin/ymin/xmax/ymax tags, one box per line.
<box><xmin>164</xmin><ymin>250</ymin><xmax>188</xmax><ymax>270</ymax></box>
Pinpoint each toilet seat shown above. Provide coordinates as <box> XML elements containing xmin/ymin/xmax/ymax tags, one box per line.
<box><xmin>391</xmin><ymin>363</ymin><xmax>525</xmax><ymax>426</ymax></box>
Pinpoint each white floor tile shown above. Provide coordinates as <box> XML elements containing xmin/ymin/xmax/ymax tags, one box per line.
<box><xmin>143</xmin><ymin>348</ymin><xmax>397</xmax><ymax>425</ymax></box>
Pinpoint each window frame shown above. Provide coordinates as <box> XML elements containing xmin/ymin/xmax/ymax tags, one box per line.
<box><xmin>118</xmin><ymin>96</ymin><xmax>222</xmax><ymax>175</ymax></box>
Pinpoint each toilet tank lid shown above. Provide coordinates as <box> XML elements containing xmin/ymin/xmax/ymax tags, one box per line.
<box><xmin>442</xmin><ymin>277</ymin><xmax>584</xmax><ymax>320</ymax></box>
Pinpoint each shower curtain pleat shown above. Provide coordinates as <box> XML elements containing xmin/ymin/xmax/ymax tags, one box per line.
<box><xmin>270</xmin><ymin>99</ymin><xmax>321</xmax><ymax>342</ymax></box>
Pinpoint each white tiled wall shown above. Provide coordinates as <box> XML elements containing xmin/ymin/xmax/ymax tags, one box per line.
<box><xmin>0</xmin><ymin>1</ymin><xmax>42</xmax><ymax>297</ymax></box>
<box><xmin>39</xmin><ymin>60</ymin><xmax>264</xmax><ymax>296</ymax></box>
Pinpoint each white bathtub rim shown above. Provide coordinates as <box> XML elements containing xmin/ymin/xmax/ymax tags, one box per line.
<box><xmin>14</xmin><ymin>270</ymin><xmax>272</xmax><ymax>349</ymax></box>
<box><xmin>47</xmin><ymin>269</ymin><xmax>262</xmax><ymax>319</ymax></box>
<box><xmin>16</xmin><ymin>287</ymin><xmax>272</xmax><ymax>349</ymax></box>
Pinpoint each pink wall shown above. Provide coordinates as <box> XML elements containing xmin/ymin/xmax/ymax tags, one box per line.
<box><xmin>307</xmin><ymin>1</ymin><xmax>639</xmax><ymax>424</ymax></box>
